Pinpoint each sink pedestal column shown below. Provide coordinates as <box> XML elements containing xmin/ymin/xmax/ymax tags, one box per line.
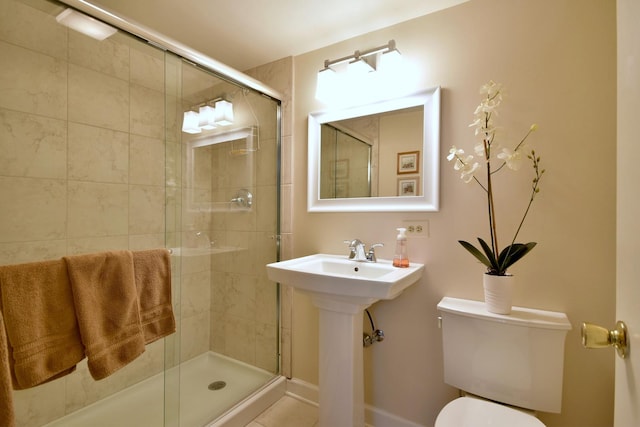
<box><xmin>312</xmin><ymin>294</ymin><xmax>376</xmax><ymax>427</ymax></box>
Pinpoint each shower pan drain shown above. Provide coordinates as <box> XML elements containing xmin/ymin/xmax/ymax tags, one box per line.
<box><xmin>208</xmin><ymin>381</ymin><xmax>227</xmax><ymax>391</ymax></box>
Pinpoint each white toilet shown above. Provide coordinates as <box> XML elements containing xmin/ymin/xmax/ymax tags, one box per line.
<box><xmin>435</xmin><ymin>297</ymin><xmax>572</xmax><ymax>427</ymax></box>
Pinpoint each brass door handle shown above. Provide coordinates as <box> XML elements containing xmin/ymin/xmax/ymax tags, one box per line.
<box><xmin>581</xmin><ymin>321</ymin><xmax>628</xmax><ymax>359</ymax></box>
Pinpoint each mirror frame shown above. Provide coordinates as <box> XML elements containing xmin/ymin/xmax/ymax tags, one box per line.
<box><xmin>307</xmin><ymin>86</ymin><xmax>441</xmax><ymax>212</ymax></box>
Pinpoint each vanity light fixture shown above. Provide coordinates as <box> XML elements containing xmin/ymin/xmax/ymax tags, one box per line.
<box><xmin>322</xmin><ymin>40</ymin><xmax>399</xmax><ymax>73</ymax></box>
<box><xmin>198</xmin><ymin>104</ymin><xmax>217</xmax><ymax>130</ymax></box>
<box><xmin>182</xmin><ymin>111</ymin><xmax>201</xmax><ymax>134</ymax></box>
<box><xmin>214</xmin><ymin>99</ymin><xmax>234</xmax><ymax>126</ymax></box>
<box><xmin>316</xmin><ymin>66</ymin><xmax>337</xmax><ymax>95</ymax></box>
<box><xmin>181</xmin><ymin>98</ymin><xmax>234</xmax><ymax>134</ymax></box>
<box><xmin>348</xmin><ymin>53</ymin><xmax>375</xmax><ymax>76</ymax></box>
<box><xmin>378</xmin><ymin>39</ymin><xmax>402</xmax><ymax>71</ymax></box>
<box><xmin>316</xmin><ymin>40</ymin><xmax>402</xmax><ymax>101</ymax></box>
<box><xmin>56</xmin><ymin>8</ymin><xmax>117</xmax><ymax>41</ymax></box>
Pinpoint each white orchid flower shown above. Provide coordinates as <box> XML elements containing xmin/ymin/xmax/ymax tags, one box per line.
<box><xmin>448</xmin><ymin>81</ymin><xmax>543</xmax><ymax>277</ymax></box>
<box><xmin>447</xmin><ymin>146</ymin><xmax>464</xmax><ymax>161</ymax></box>
<box><xmin>497</xmin><ymin>147</ymin><xmax>522</xmax><ymax>170</ymax></box>
<box><xmin>454</xmin><ymin>155</ymin><xmax>474</xmax><ymax>171</ymax></box>
<box><xmin>479</xmin><ymin>80</ymin><xmax>502</xmax><ymax>96</ymax></box>
<box><xmin>460</xmin><ymin>162</ymin><xmax>480</xmax><ymax>183</ymax></box>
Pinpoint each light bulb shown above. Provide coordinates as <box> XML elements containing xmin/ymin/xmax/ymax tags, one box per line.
<box><xmin>198</xmin><ymin>105</ymin><xmax>216</xmax><ymax>130</ymax></box>
<box><xmin>182</xmin><ymin>111</ymin><xmax>201</xmax><ymax>134</ymax></box>
<box><xmin>214</xmin><ymin>100</ymin><xmax>234</xmax><ymax>126</ymax></box>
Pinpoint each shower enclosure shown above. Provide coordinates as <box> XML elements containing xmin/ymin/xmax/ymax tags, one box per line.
<box><xmin>0</xmin><ymin>0</ymin><xmax>281</xmax><ymax>425</ymax></box>
<box><xmin>320</xmin><ymin>124</ymin><xmax>372</xmax><ymax>199</ymax></box>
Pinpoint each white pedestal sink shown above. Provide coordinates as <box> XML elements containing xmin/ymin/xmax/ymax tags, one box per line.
<box><xmin>266</xmin><ymin>254</ymin><xmax>424</xmax><ymax>427</ymax></box>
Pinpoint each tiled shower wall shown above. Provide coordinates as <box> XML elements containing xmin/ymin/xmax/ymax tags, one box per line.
<box><xmin>0</xmin><ymin>0</ymin><xmax>288</xmax><ymax>425</ymax></box>
<box><xmin>0</xmin><ymin>1</ymin><xmax>166</xmax><ymax>262</ymax></box>
<box><xmin>0</xmin><ymin>0</ymin><xmax>170</xmax><ymax>424</ymax></box>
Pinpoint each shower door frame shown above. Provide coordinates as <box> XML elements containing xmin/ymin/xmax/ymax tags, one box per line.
<box><xmin>58</xmin><ymin>0</ymin><xmax>281</xmax><ymax>101</ymax></box>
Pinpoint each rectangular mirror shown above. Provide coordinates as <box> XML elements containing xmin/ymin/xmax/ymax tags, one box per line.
<box><xmin>308</xmin><ymin>87</ymin><xmax>441</xmax><ymax>212</ymax></box>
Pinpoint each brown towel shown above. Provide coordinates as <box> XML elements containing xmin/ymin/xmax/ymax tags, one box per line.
<box><xmin>0</xmin><ymin>260</ymin><xmax>84</xmax><ymax>389</ymax></box>
<box><xmin>64</xmin><ymin>251</ymin><xmax>145</xmax><ymax>380</ymax></box>
<box><xmin>132</xmin><ymin>249</ymin><xmax>175</xmax><ymax>344</ymax></box>
<box><xmin>0</xmin><ymin>312</ymin><xmax>15</xmax><ymax>427</ymax></box>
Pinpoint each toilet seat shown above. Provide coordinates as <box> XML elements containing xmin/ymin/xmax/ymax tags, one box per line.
<box><xmin>435</xmin><ymin>397</ymin><xmax>546</xmax><ymax>427</ymax></box>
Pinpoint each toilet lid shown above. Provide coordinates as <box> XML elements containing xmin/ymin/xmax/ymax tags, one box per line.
<box><xmin>435</xmin><ymin>397</ymin><xmax>546</xmax><ymax>427</ymax></box>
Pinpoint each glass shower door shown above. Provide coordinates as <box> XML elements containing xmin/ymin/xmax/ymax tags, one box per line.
<box><xmin>164</xmin><ymin>54</ymin><xmax>281</xmax><ymax>426</ymax></box>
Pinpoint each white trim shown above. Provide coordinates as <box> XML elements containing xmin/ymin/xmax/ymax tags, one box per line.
<box><xmin>285</xmin><ymin>377</ymin><xmax>427</xmax><ymax>427</ymax></box>
<box><xmin>209</xmin><ymin>376</ymin><xmax>286</xmax><ymax>427</ymax></box>
<box><xmin>308</xmin><ymin>87</ymin><xmax>440</xmax><ymax>212</ymax></box>
<box><xmin>286</xmin><ymin>377</ymin><xmax>319</xmax><ymax>404</ymax></box>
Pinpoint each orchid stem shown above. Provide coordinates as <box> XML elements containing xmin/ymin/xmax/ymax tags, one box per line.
<box><xmin>484</xmin><ymin>113</ymin><xmax>499</xmax><ymax>257</ymax></box>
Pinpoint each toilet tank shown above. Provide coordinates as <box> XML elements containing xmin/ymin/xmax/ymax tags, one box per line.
<box><xmin>437</xmin><ymin>297</ymin><xmax>572</xmax><ymax>413</ymax></box>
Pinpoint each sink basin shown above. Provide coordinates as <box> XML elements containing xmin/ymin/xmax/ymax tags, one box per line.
<box><xmin>266</xmin><ymin>253</ymin><xmax>423</xmax><ymax>301</ymax></box>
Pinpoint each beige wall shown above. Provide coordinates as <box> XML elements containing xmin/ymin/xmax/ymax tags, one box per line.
<box><xmin>379</xmin><ymin>109</ymin><xmax>423</xmax><ymax>197</ymax></box>
<box><xmin>291</xmin><ymin>1</ymin><xmax>616</xmax><ymax>426</ymax></box>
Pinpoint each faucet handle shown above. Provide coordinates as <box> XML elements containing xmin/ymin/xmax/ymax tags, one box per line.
<box><xmin>367</xmin><ymin>243</ymin><xmax>384</xmax><ymax>262</ymax></box>
<box><xmin>344</xmin><ymin>239</ymin><xmax>359</xmax><ymax>259</ymax></box>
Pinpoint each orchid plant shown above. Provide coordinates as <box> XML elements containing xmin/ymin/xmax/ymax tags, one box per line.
<box><xmin>447</xmin><ymin>81</ymin><xmax>545</xmax><ymax>276</ymax></box>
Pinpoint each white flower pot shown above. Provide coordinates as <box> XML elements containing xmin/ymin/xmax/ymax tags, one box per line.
<box><xmin>483</xmin><ymin>273</ymin><xmax>514</xmax><ymax>314</ymax></box>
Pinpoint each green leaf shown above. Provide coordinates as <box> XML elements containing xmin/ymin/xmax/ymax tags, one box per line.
<box><xmin>497</xmin><ymin>242</ymin><xmax>537</xmax><ymax>272</ymax></box>
<box><xmin>477</xmin><ymin>238</ymin><xmax>499</xmax><ymax>272</ymax></box>
<box><xmin>458</xmin><ymin>240</ymin><xmax>492</xmax><ymax>269</ymax></box>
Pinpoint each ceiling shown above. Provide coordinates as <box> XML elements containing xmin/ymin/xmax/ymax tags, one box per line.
<box><xmin>91</xmin><ymin>0</ymin><xmax>468</xmax><ymax>71</ymax></box>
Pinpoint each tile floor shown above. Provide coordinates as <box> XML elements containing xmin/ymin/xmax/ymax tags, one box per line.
<box><xmin>247</xmin><ymin>395</ymin><xmax>319</xmax><ymax>427</ymax></box>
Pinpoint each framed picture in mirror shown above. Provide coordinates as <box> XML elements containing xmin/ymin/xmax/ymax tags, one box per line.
<box><xmin>397</xmin><ymin>151</ymin><xmax>420</xmax><ymax>174</ymax></box>
<box><xmin>398</xmin><ymin>177</ymin><xmax>419</xmax><ymax>196</ymax></box>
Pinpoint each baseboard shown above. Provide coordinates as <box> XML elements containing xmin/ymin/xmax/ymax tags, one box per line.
<box><xmin>365</xmin><ymin>405</ymin><xmax>426</xmax><ymax>427</ymax></box>
<box><xmin>285</xmin><ymin>377</ymin><xmax>426</xmax><ymax>427</ymax></box>
<box><xmin>285</xmin><ymin>377</ymin><xmax>319</xmax><ymax>404</ymax></box>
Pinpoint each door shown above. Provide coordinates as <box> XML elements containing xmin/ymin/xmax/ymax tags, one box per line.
<box><xmin>615</xmin><ymin>0</ymin><xmax>639</xmax><ymax>425</ymax></box>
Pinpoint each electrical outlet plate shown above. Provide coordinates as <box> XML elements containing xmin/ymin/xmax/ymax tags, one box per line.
<box><xmin>402</xmin><ymin>219</ymin><xmax>429</xmax><ymax>238</ymax></box>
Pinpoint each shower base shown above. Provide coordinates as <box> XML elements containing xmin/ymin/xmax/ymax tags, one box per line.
<box><xmin>44</xmin><ymin>351</ymin><xmax>280</xmax><ymax>427</ymax></box>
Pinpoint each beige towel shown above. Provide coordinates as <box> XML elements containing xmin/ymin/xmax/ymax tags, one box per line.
<box><xmin>0</xmin><ymin>312</ymin><xmax>15</xmax><ymax>427</ymax></box>
<box><xmin>132</xmin><ymin>249</ymin><xmax>176</xmax><ymax>344</ymax></box>
<box><xmin>0</xmin><ymin>260</ymin><xmax>84</xmax><ymax>389</ymax></box>
<box><xmin>64</xmin><ymin>251</ymin><xmax>145</xmax><ymax>380</ymax></box>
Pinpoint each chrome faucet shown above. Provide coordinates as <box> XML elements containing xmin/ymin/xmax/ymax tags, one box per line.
<box><xmin>344</xmin><ymin>239</ymin><xmax>384</xmax><ymax>262</ymax></box>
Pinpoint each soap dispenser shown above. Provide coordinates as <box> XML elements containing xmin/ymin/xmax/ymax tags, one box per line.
<box><xmin>393</xmin><ymin>227</ymin><xmax>409</xmax><ymax>268</ymax></box>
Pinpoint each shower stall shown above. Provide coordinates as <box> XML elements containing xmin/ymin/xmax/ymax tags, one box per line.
<box><xmin>0</xmin><ymin>0</ymin><xmax>282</xmax><ymax>425</ymax></box>
<box><xmin>320</xmin><ymin>123</ymin><xmax>373</xmax><ymax>199</ymax></box>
